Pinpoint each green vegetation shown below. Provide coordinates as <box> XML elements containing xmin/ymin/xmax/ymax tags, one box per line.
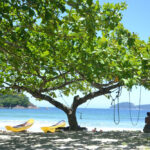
<box><xmin>0</xmin><ymin>94</ymin><xmax>30</xmax><ymax>108</ymax></box>
<box><xmin>0</xmin><ymin>0</ymin><xmax>149</xmax><ymax>130</ymax></box>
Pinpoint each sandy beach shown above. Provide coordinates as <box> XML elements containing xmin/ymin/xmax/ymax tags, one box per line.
<box><xmin>0</xmin><ymin>108</ymin><xmax>149</xmax><ymax>149</ymax></box>
<box><xmin>0</xmin><ymin>130</ymin><xmax>150</xmax><ymax>150</ymax></box>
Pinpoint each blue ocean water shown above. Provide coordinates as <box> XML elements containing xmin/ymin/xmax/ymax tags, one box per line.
<box><xmin>0</xmin><ymin>107</ymin><xmax>147</xmax><ymax>132</ymax></box>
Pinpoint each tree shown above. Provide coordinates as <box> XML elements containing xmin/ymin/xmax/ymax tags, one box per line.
<box><xmin>0</xmin><ymin>0</ymin><xmax>149</xmax><ymax>130</ymax></box>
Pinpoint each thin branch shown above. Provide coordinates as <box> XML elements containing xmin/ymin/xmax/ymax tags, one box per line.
<box><xmin>40</xmin><ymin>78</ymin><xmax>84</xmax><ymax>92</ymax></box>
<box><xmin>75</xmin><ymin>69</ymin><xmax>117</xmax><ymax>89</ymax></box>
<box><xmin>38</xmin><ymin>71</ymin><xmax>71</xmax><ymax>90</ymax></box>
<box><xmin>91</xmin><ymin>81</ymin><xmax>116</xmax><ymax>89</ymax></box>
<box><xmin>0</xmin><ymin>46</ymin><xmax>17</xmax><ymax>58</ymax></box>
<box><xmin>141</xmin><ymin>78</ymin><xmax>150</xmax><ymax>83</ymax></box>
<box><xmin>48</xmin><ymin>71</ymin><xmax>70</xmax><ymax>82</ymax></box>
<box><xmin>4</xmin><ymin>41</ymin><xmax>24</xmax><ymax>49</ymax></box>
<box><xmin>0</xmin><ymin>45</ymin><xmax>26</xmax><ymax>61</ymax></box>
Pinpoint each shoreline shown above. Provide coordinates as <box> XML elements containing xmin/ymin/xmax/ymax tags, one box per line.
<box><xmin>1</xmin><ymin>125</ymin><xmax>143</xmax><ymax>133</ymax></box>
<box><xmin>1</xmin><ymin>127</ymin><xmax>143</xmax><ymax>134</ymax></box>
<box><xmin>87</xmin><ymin>126</ymin><xmax>143</xmax><ymax>132</ymax></box>
<box><xmin>0</xmin><ymin>120</ymin><xmax>144</xmax><ymax>133</ymax></box>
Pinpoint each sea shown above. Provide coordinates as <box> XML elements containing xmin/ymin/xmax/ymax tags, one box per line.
<box><xmin>0</xmin><ymin>107</ymin><xmax>148</xmax><ymax>132</ymax></box>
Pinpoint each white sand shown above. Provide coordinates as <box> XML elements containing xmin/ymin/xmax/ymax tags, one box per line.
<box><xmin>92</xmin><ymin>138</ymin><xmax>118</xmax><ymax>142</ymax></box>
<box><xmin>0</xmin><ymin>135</ymin><xmax>11</xmax><ymax>140</ymax></box>
<box><xmin>53</xmin><ymin>138</ymin><xmax>77</xmax><ymax>142</ymax></box>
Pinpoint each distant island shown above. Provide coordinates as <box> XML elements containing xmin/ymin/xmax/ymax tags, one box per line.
<box><xmin>110</xmin><ymin>102</ymin><xmax>150</xmax><ymax>110</ymax></box>
<box><xmin>0</xmin><ymin>94</ymin><xmax>37</xmax><ymax>109</ymax></box>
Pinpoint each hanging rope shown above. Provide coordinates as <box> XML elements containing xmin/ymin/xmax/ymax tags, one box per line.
<box><xmin>129</xmin><ymin>86</ymin><xmax>141</xmax><ymax>126</ymax></box>
<box><xmin>111</xmin><ymin>87</ymin><xmax>122</xmax><ymax>125</ymax></box>
<box><xmin>77</xmin><ymin>98</ymin><xmax>92</xmax><ymax>120</ymax></box>
<box><xmin>77</xmin><ymin>112</ymin><xmax>83</xmax><ymax>119</ymax></box>
<box><xmin>85</xmin><ymin>98</ymin><xmax>92</xmax><ymax>108</ymax></box>
<box><xmin>59</xmin><ymin>91</ymin><xmax>69</xmax><ymax>107</ymax></box>
<box><xmin>113</xmin><ymin>95</ymin><xmax>120</xmax><ymax>125</ymax></box>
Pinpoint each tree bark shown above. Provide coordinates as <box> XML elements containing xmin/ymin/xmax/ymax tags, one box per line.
<box><xmin>66</xmin><ymin>108</ymin><xmax>79</xmax><ymax>130</ymax></box>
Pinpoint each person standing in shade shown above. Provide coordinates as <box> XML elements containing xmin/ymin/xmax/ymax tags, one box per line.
<box><xmin>143</xmin><ymin>112</ymin><xmax>150</xmax><ymax>133</ymax></box>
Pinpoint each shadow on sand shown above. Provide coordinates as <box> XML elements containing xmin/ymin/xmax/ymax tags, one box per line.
<box><xmin>0</xmin><ymin>131</ymin><xmax>150</xmax><ymax>149</ymax></box>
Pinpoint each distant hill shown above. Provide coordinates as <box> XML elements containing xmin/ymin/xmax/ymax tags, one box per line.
<box><xmin>0</xmin><ymin>94</ymin><xmax>37</xmax><ymax>109</ymax></box>
<box><xmin>110</xmin><ymin>102</ymin><xmax>150</xmax><ymax>110</ymax></box>
<box><xmin>137</xmin><ymin>104</ymin><xmax>150</xmax><ymax>110</ymax></box>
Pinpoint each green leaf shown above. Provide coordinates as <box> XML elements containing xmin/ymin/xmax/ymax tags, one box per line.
<box><xmin>22</xmin><ymin>6</ymin><xmax>29</xmax><ymax>11</ymax></box>
<box><xmin>87</xmin><ymin>0</ymin><xmax>92</xmax><ymax>6</ymax></box>
<box><xmin>29</xmin><ymin>9</ymin><xmax>35</xmax><ymax>17</ymax></box>
<box><xmin>45</xmin><ymin>11</ymin><xmax>51</xmax><ymax>20</ymax></box>
<box><xmin>41</xmin><ymin>51</ymin><xmax>50</xmax><ymax>57</ymax></box>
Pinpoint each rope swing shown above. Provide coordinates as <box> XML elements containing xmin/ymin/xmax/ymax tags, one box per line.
<box><xmin>77</xmin><ymin>98</ymin><xmax>92</xmax><ymax>120</ymax></box>
<box><xmin>111</xmin><ymin>87</ymin><xmax>122</xmax><ymax>125</ymax></box>
<box><xmin>113</xmin><ymin>95</ymin><xmax>120</xmax><ymax>125</ymax></box>
<box><xmin>77</xmin><ymin>111</ymin><xmax>83</xmax><ymax>119</ymax></box>
<box><xmin>129</xmin><ymin>86</ymin><xmax>142</xmax><ymax>126</ymax></box>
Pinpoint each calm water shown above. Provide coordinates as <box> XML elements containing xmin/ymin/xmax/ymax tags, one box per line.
<box><xmin>0</xmin><ymin>107</ymin><xmax>148</xmax><ymax>132</ymax></box>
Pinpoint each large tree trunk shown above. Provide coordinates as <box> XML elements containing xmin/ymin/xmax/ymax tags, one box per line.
<box><xmin>28</xmin><ymin>88</ymin><xmax>119</xmax><ymax>131</ymax></box>
<box><xmin>66</xmin><ymin>109</ymin><xmax>79</xmax><ymax>130</ymax></box>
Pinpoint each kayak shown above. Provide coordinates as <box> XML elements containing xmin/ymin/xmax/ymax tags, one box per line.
<box><xmin>5</xmin><ymin>119</ymin><xmax>34</xmax><ymax>132</ymax></box>
<box><xmin>41</xmin><ymin>120</ymin><xmax>66</xmax><ymax>133</ymax></box>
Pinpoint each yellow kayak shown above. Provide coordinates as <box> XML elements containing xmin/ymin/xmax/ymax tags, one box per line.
<box><xmin>5</xmin><ymin>119</ymin><xmax>34</xmax><ymax>132</ymax></box>
<box><xmin>41</xmin><ymin>120</ymin><xmax>66</xmax><ymax>133</ymax></box>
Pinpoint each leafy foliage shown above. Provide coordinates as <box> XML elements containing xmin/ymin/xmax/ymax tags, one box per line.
<box><xmin>0</xmin><ymin>0</ymin><xmax>149</xmax><ymax>96</ymax></box>
<box><xmin>0</xmin><ymin>94</ymin><xmax>30</xmax><ymax>108</ymax></box>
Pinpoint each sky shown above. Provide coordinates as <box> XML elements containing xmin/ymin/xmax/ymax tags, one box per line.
<box><xmin>29</xmin><ymin>0</ymin><xmax>150</xmax><ymax>108</ymax></box>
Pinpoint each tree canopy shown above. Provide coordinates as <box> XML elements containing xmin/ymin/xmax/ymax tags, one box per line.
<box><xmin>0</xmin><ymin>0</ymin><xmax>150</xmax><ymax>129</ymax></box>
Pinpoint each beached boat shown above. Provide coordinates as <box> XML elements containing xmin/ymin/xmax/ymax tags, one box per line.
<box><xmin>41</xmin><ymin>120</ymin><xmax>66</xmax><ymax>133</ymax></box>
<box><xmin>5</xmin><ymin>119</ymin><xmax>34</xmax><ymax>132</ymax></box>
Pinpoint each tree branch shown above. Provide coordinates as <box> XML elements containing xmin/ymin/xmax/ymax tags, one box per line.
<box><xmin>75</xmin><ymin>69</ymin><xmax>117</xmax><ymax>89</ymax></box>
<box><xmin>72</xmin><ymin>82</ymin><xmax>121</xmax><ymax>108</ymax></box>
<box><xmin>4</xmin><ymin>40</ymin><xmax>24</xmax><ymax>49</ymax></box>
<box><xmin>91</xmin><ymin>81</ymin><xmax>117</xmax><ymax>89</ymax></box>
<box><xmin>40</xmin><ymin>78</ymin><xmax>84</xmax><ymax>92</ymax></box>
<box><xmin>0</xmin><ymin>46</ymin><xmax>19</xmax><ymax>58</ymax></box>
<box><xmin>10</xmin><ymin>84</ymin><xmax>70</xmax><ymax>113</ymax></box>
